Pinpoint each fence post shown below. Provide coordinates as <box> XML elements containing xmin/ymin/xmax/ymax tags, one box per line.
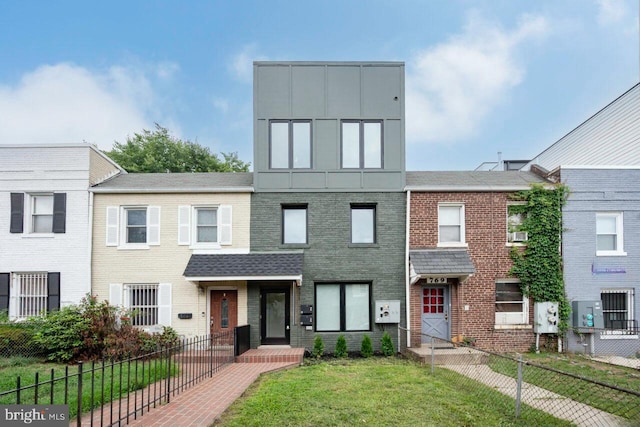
<box><xmin>165</xmin><ymin>346</ymin><xmax>171</xmax><ymax>404</ymax></box>
<box><xmin>515</xmin><ymin>354</ymin><xmax>523</xmax><ymax>418</ymax></box>
<box><xmin>77</xmin><ymin>362</ymin><xmax>83</xmax><ymax>427</ymax></box>
<box><xmin>430</xmin><ymin>338</ymin><xmax>435</xmax><ymax>374</ymax></box>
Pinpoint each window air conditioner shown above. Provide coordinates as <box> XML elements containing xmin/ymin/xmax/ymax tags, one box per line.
<box><xmin>511</xmin><ymin>232</ymin><xmax>528</xmax><ymax>242</ymax></box>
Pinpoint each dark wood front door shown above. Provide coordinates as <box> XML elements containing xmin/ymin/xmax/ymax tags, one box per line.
<box><xmin>210</xmin><ymin>290</ymin><xmax>237</xmax><ymax>335</ymax></box>
<box><xmin>260</xmin><ymin>288</ymin><xmax>290</xmax><ymax>345</ymax></box>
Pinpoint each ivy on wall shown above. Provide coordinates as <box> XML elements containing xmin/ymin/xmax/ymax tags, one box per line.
<box><xmin>509</xmin><ymin>184</ymin><xmax>571</xmax><ymax>331</ymax></box>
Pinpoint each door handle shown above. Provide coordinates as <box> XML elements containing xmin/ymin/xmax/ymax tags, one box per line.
<box><xmin>286</xmin><ymin>325</ymin><xmax>290</xmax><ymax>330</ymax></box>
<box><xmin>444</xmin><ymin>312</ymin><xmax>448</xmax><ymax>321</ymax></box>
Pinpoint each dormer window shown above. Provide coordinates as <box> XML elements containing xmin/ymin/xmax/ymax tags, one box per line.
<box><xmin>269</xmin><ymin>120</ymin><xmax>311</xmax><ymax>169</ymax></box>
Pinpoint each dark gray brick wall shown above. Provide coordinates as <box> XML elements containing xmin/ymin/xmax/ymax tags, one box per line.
<box><xmin>250</xmin><ymin>192</ymin><xmax>406</xmax><ymax>352</ymax></box>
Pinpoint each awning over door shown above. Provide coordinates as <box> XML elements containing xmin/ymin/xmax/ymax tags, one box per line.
<box><xmin>183</xmin><ymin>252</ymin><xmax>303</xmax><ymax>283</ymax></box>
<box><xmin>409</xmin><ymin>249</ymin><xmax>475</xmax><ymax>284</ymax></box>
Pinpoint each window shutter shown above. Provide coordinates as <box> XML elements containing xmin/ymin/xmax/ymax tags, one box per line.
<box><xmin>147</xmin><ymin>206</ymin><xmax>161</xmax><ymax>245</ymax></box>
<box><xmin>10</xmin><ymin>193</ymin><xmax>24</xmax><ymax>233</ymax></box>
<box><xmin>52</xmin><ymin>193</ymin><xmax>67</xmax><ymax>233</ymax></box>
<box><xmin>219</xmin><ymin>205</ymin><xmax>232</xmax><ymax>245</ymax></box>
<box><xmin>157</xmin><ymin>283</ymin><xmax>172</xmax><ymax>326</ymax></box>
<box><xmin>178</xmin><ymin>206</ymin><xmax>191</xmax><ymax>245</ymax></box>
<box><xmin>106</xmin><ymin>207</ymin><xmax>119</xmax><ymax>246</ymax></box>
<box><xmin>0</xmin><ymin>273</ymin><xmax>9</xmax><ymax>312</ymax></box>
<box><xmin>109</xmin><ymin>283</ymin><xmax>123</xmax><ymax>306</ymax></box>
<box><xmin>47</xmin><ymin>272</ymin><xmax>61</xmax><ymax>312</ymax></box>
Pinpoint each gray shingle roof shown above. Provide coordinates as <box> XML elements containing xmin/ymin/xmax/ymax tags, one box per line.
<box><xmin>91</xmin><ymin>172</ymin><xmax>253</xmax><ymax>193</ymax></box>
<box><xmin>409</xmin><ymin>249</ymin><xmax>476</xmax><ymax>275</ymax></box>
<box><xmin>183</xmin><ymin>252</ymin><xmax>303</xmax><ymax>278</ymax></box>
<box><xmin>406</xmin><ymin>171</ymin><xmax>547</xmax><ymax>190</ymax></box>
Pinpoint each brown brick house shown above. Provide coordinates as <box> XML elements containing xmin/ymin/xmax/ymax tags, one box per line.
<box><xmin>406</xmin><ymin>171</ymin><xmax>548</xmax><ymax>352</ymax></box>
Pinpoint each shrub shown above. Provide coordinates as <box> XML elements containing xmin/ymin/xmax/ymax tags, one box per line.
<box><xmin>360</xmin><ymin>335</ymin><xmax>373</xmax><ymax>358</ymax></box>
<box><xmin>334</xmin><ymin>335</ymin><xmax>347</xmax><ymax>358</ymax></box>
<box><xmin>0</xmin><ymin>323</ymin><xmax>46</xmax><ymax>358</ymax></box>
<box><xmin>381</xmin><ymin>332</ymin><xmax>395</xmax><ymax>356</ymax></box>
<box><xmin>312</xmin><ymin>335</ymin><xmax>325</xmax><ymax>358</ymax></box>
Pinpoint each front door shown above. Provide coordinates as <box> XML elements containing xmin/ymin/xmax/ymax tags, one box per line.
<box><xmin>421</xmin><ymin>286</ymin><xmax>450</xmax><ymax>344</ymax></box>
<box><xmin>260</xmin><ymin>288</ymin><xmax>290</xmax><ymax>345</ymax></box>
<box><xmin>210</xmin><ymin>290</ymin><xmax>238</xmax><ymax>336</ymax></box>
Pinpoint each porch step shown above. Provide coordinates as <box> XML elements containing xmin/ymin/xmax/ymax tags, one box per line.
<box><xmin>235</xmin><ymin>348</ymin><xmax>305</xmax><ymax>364</ymax></box>
<box><xmin>405</xmin><ymin>346</ymin><xmax>488</xmax><ymax>365</ymax></box>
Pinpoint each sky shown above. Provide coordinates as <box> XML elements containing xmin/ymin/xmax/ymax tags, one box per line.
<box><xmin>0</xmin><ymin>0</ymin><xmax>638</xmax><ymax>171</ymax></box>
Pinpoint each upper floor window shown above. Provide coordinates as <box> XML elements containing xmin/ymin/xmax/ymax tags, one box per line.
<box><xmin>106</xmin><ymin>206</ymin><xmax>161</xmax><ymax>248</ymax></box>
<box><xmin>341</xmin><ymin>120</ymin><xmax>382</xmax><ymax>169</ymax></box>
<box><xmin>270</xmin><ymin>120</ymin><xmax>311</xmax><ymax>169</ymax></box>
<box><xmin>601</xmin><ymin>289</ymin><xmax>636</xmax><ymax>336</ymax></box>
<box><xmin>351</xmin><ymin>205</ymin><xmax>376</xmax><ymax>244</ymax></box>
<box><xmin>178</xmin><ymin>205</ymin><xmax>232</xmax><ymax>248</ymax></box>
<box><xmin>10</xmin><ymin>192</ymin><xmax>66</xmax><ymax>234</ymax></box>
<box><xmin>507</xmin><ymin>204</ymin><xmax>527</xmax><ymax>244</ymax></box>
<box><xmin>596</xmin><ymin>212</ymin><xmax>625</xmax><ymax>256</ymax></box>
<box><xmin>282</xmin><ymin>205</ymin><xmax>307</xmax><ymax>244</ymax></box>
<box><xmin>438</xmin><ymin>204</ymin><xmax>465</xmax><ymax>246</ymax></box>
<box><xmin>495</xmin><ymin>280</ymin><xmax>528</xmax><ymax>326</ymax></box>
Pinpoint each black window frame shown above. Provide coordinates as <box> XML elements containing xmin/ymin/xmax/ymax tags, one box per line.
<box><xmin>269</xmin><ymin>120</ymin><xmax>312</xmax><ymax>169</ymax></box>
<box><xmin>340</xmin><ymin>120</ymin><xmax>383</xmax><ymax>169</ymax></box>
<box><xmin>350</xmin><ymin>204</ymin><xmax>377</xmax><ymax>244</ymax></box>
<box><xmin>281</xmin><ymin>204</ymin><xmax>308</xmax><ymax>245</ymax></box>
<box><xmin>314</xmin><ymin>282</ymin><xmax>372</xmax><ymax>332</ymax></box>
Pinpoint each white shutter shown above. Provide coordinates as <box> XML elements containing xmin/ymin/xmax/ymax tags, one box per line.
<box><xmin>147</xmin><ymin>206</ymin><xmax>161</xmax><ymax>245</ymax></box>
<box><xmin>106</xmin><ymin>207</ymin><xmax>119</xmax><ymax>246</ymax></box>
<box><xmin>109</xmin><ymin>283</ymin><xmax>123</xmax><ymax>306</ymax></box>
<box><xmin>219</xmin><ymin>205</ymin><xmax>232</xmax><ymax>245</ymax></box>
<box><xmin>157</xmin><ymin>283</ymin><xmax>172</xmax><ymax>326</ymax></box>
<box><xmin>178</xmin><ymin>206</ymin><xmax>191</xmax><ymax>245</ymax></box>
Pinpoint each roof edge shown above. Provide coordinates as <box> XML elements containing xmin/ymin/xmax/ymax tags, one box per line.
<box><xmin>90</xmin><ymin>186</ymin><xmax>254</xmax><ymax>194</ymax></box>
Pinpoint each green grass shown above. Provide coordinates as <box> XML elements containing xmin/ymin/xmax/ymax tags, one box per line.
<box><xmin>214</xmin><ymin>358</ymin><xmax>570</xmax><ymax>427</ymax></box>
<box><xmin>0</xmin><ymin>357</ymin><xmax>176</xmax><ymax>419</ymax></box>
<box><xmin>489</xmin><ymin>353</ymin><xmax>640</xmax><ymax>421</ymax></box>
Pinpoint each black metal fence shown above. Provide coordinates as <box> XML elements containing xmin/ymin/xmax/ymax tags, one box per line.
<box><xmin>0</xmin><ymin>327</ymin><xmax>250</xmax><ymax>426</ymax></box>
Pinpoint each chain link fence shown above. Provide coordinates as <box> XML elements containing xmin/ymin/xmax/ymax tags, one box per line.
<box><xmin>401</xmin><ymin>328</ymin><xmax>640</xmax><ymax>426</ymax></box>
<box><xmin>0</xmin><ymin>322</ymin><xmax>47</xmax><ymax>360</ymax></box>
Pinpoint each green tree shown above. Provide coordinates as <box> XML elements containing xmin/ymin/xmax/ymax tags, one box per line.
<box><xmin>104</xmin><ymin>124</ymin><xmax>250</xmax><ymax>173</ymax></box>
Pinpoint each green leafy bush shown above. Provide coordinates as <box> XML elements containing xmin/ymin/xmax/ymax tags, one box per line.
<box><xmin>312</xmin><ymin>335</ymin><xmax>325</xmax><ymax>358</ymax></box>
<box><xmin>381</xmin><ymin>332</ymin><xmax>395</xmax><ymax>356</ymax></box>
<box><xmin>0</xmin><ymin>323</ymin><xmax>46</xmax><ymax>358</ymax></box>
<box><xmin>360</xmin><ymin>335</ymin><xmax>373</xmax><ymax>358</ymax></box>
<box><xmin>334</xmin><ymin>335</ymin><xmax>347</xmax><ymax>358</ymax></box>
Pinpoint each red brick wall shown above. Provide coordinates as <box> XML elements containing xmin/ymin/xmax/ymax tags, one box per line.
<box><xmin>409</xmin><ymin>191</ymin><xmax>542</xmax><ymax>352</ymax></box>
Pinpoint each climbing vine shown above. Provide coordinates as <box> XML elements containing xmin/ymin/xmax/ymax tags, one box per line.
<box><xmin>509</xmin><ymin>184</ymin><xmax>571</xmax><ymax>331</ymax></box>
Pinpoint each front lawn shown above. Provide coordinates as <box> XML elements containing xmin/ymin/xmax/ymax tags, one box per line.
<box><xmin>214</xmin><ymin>358</ymin><xmax>570</xmax><ymax>426</ymax></box>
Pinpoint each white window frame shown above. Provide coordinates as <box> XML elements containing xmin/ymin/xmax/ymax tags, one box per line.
<box><xmin>596</xmin><ymin>212</ymin><xmax>626</xmax><ymax>256</ymax></box>
<box><xmin>178</xmin><ymin>205</ymin><xmax>232</xmax><ymax>248</ymax></box>
<box><xmin>438</xmin><ymin>203</ymin><xmax>466</xmax><ymax>247</ymax></box>
<box><xmin>507</xmin><ymin>203</ymin><xmax>528</xmax><ymax>245</ymax></box>
<box><xmin>495</xmin><ymin>280</ymin><xmax>529</xmax><ymax>326</ymax></box>
<box><xmin>11</xmin><ymin>272</ymin><xmax>48</xmax><ymax>320</ymax></box>
<box><xmin>106</xmin><ymin>206</ymin><xmax>161</xmax><ymax>249</ymax></box>
<box><xmin>26</xmin><ymin>193</ymin><xmax>54</xmax><ymax>234</ymax></box>
<box><xmin>600</xmin><ymin>288</ymin><xmax>637</xmax><ymax>339</ymax></box>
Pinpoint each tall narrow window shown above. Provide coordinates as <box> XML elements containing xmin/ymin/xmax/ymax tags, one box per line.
<box><xmin>596</xmin><ymin>213</ymin><xmax>625</xmax><ymax>255</ymax></box>
<box><xmin>14</xmin><ymin>273</ymin><xmax>48</xmax><ymax>319</ymax></box>
<box><xmin>196</xmin><ymin>207</ymin><xmax>218</xmax><ymax>243</ymax></box>
<box><xmin>341</xmin><ymin>120</ymin><xmax>382</xmax><ymax>169</ymax></box>
<box><xmin>127</xmin><ymin>284</ymin><xmax>159</xmax><ymax>327</ymax></box>
<box><xmin>507</xmin><ymin>204</ymin><xmax>528</xmax><ymax>243</ymax></box>
<box><xmin>125</xmin><ymin>208</ymin><xmax>147</xmax><ymax>243</ymax></box>
<box><xmin>351</xmin><ymin>205</ymin><xmax>376</xmax><ymax>244</ymax></box>
<box><xmin>31</xmin><ymin>194</ymin><xmax>54</xmax><ymax>233</ymax></box>
<box><xmin>282</xmin><ymin>205</ymin><xmax>307</xmax><ymax>244</ymax></box>
<box><xmin>270</xmin><ymin>120</ymin><xmax>311</xmax><ymax>169</ymax></box>
<box><xmin>438</xmin><ymin>204</ymin><xmax>465</xmax><ymax>245</ymax></box>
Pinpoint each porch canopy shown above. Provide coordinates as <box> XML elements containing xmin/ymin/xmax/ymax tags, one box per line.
<box><xmin>183</xmin><ymin>252</ymin><xmax>303</xmax><ymax>283</ymax></box>
<box><xmin>409</xmin><ymin>249</ymin><xmax>475</xmax><ymax>284</ymax></box>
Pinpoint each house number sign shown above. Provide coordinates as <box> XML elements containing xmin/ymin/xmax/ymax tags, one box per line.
<box><xmin>425</xmin><ymin>277</ymin><xmax>447</xmax><ymax>284</ymax></box>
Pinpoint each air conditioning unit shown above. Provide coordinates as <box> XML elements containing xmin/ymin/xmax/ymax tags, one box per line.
<box><xmin>511</xmin><ymin>232</ymin><xmax>528</xmax><ymax>242</ymax></box>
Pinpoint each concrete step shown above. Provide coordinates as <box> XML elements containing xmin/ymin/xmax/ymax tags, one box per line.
<box><xmin>405</xmin><ymin>346</ymin><xmax>488</xmax><ymax>365</ymax></box>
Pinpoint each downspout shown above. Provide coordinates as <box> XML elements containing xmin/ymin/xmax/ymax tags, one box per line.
<box><xmin>405</xmin><ymin>190</ymin><xmax>411</xmax><ymax>348</ymax></box>
<box><xmin>88</xmin><ymin>191</ymin><xmax>94</xmax><ymax>298</ymax></box>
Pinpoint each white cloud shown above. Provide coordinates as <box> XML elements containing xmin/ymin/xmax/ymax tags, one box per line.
<box><xmin>228</xmin><ymin>44</ymin><xmax>268</xmax><ymax>83</ymax></box>
<box><xmin>595</xmin><ymin>0</ymin><xmax>628</xmax><ymax>25</ymax></box>
<box><xmin>0</xmin><ymin>62</ymin><xmax>172</xmax><ymax>149</ymax></box>
<box><xmin>406</xmin><ymin>12</ymin><xmax>549</xmax><ymax>145</ymax></box>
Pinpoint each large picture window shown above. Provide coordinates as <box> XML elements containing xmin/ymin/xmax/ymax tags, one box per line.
<box><xmin>270</xmin><ymin>120</ymin><xmax>311</xmax><ymax>169</ymax></box>
<box><xmin>341</xmin><ymin>120</ymin><xmax>382</xmax><ymax>169</ymax></box>
<box><xmin>315</xmin><ymin>283</ymin><xmax>371</xmax><ymax>332</ymax></box>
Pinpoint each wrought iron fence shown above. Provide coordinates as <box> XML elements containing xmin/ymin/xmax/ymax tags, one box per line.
<box><xmin>0</xmin><ymin>330</ymin><xmax>241</xmax><ymax>426</ymax></box>
<box><xmin>400</xmin><ymin>327</ymin><xmax>640</xmax><ymax>426</ymax></box>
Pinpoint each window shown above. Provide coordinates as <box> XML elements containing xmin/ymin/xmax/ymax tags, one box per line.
<box><xmin>3</xmin><ymin>272</ymin><xmax>60</xmax><ymax>320</ymax></box>
<box><xmin>495</xmin><ymin>280</ymin><xmax>528</xmax><ymax>325</ymax></box>
<box><xmin>282</xmin><ymin>205</ymin><xmax>307</xmax><ymax>244</ymax></box>
<box><xmin>438</xmin><ymin>204</ymin><xmax>465</xmax><ymax>246</ymax></box>
<box><xmin>316</xmin><ymin>283</ymin><xmax>370</xmax><ymax>332</ymax></box>
<box><xmin>601</xmin><ymin>289</ymin><xmax>636</xmax><ymax>335</ymax></box>
<box><xmin>341</xmin><ymin>120</ymin><xmax>382</xmax><ymax>169</ymax></box>
<box><xmin>351</xmin><ymin>205</ymin><xmax>376</xmax><ymax>244</ymax></box>
<box><xmin>596</xmin><ymin>213</ymin><xmax>625</xmax><ymax>255</ymax></box>
<box><xmin>177</xmin><ymin>205</ymin><xmax>232</xmax><ymax>247</ymax></box>
<box><xmin>10</xmin><ymin>193</ymin><xmax>66</xmax><ymax>234</ymax></box>
<box><xmin>106</xmin><ymin>206</ymin><xmax>161</xmax><ymax>247</ymax></box>
<box><xmin>196</xmin><ymin>208</ymin><xmax>217</xmax><ymax>243</ymax></box>
<box><xmin>270</xmin><ymin>120</ymin><xmax>311</xmax><ymax>169</ymax></box>
<box><xmin>507</xmin><ymin>204</ymin><xmax>527</xmax><ymax>243</ymax></box>
<box><xmin>126</xmin><ymin>284</ymin><xmax>159</xmax><ymax>327</ymax></box>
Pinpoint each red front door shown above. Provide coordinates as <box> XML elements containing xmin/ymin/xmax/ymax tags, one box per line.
<box><xmin>210</xmin><ymin>290</ymin><xmax>238</xmax><ymax>334</ymax></box>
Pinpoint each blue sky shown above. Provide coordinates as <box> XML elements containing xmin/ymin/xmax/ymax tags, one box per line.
<box><xmin>0</xmin><ymin>1</ymin><xmax>638</xmax><ymax>170</ymax></box>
